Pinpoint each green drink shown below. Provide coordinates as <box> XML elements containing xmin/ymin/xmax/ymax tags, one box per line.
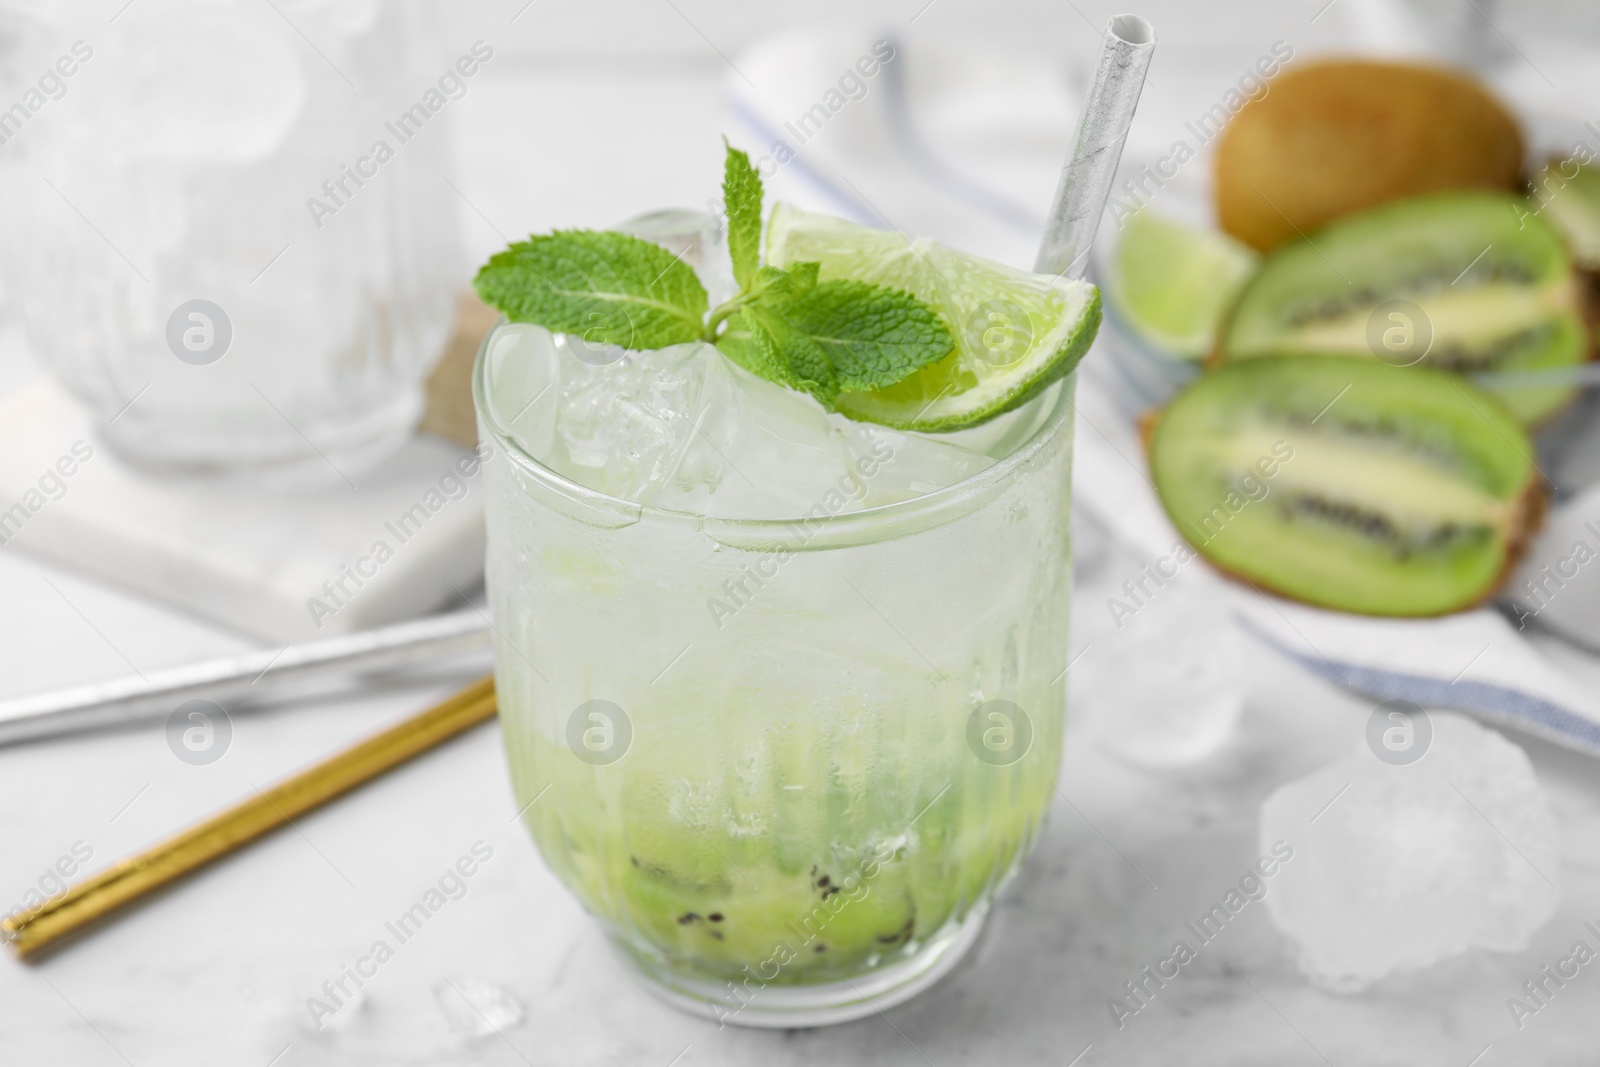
<box><xmin>471</xmin><ymin>141</ymin><xmax>1107</xmax><ymax>1026</ymax></box>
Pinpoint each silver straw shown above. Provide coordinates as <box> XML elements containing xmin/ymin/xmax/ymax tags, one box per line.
<box><xmin>1034</xmin><ymin>14</ymin><xmax>1156</xmax><ymax>279</ymax></box>
<box><xmin>0</xmin><ymin>609</ymin><xmax>491</xmax><ymax>747</ymax></box>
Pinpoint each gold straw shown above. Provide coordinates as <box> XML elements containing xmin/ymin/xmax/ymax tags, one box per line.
<box><xmin>2</xmin><ymin>675</ymin><xmax>498</xmax><ymax>960</ymax></box>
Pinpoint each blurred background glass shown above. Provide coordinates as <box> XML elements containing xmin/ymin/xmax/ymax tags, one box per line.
<box><xmin>0</xmin><ymin>0</ymin><xmax>460</xmax><ymax>485</ymax></box>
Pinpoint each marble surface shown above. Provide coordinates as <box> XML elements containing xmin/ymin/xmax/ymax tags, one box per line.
<box><xmin>4</xmin><ymin>2</ymin><xmax>1600</xmax><ymax>1064</ymax></box>
<box><xmin>4</xmin><ymin>547</ymin><xmax>1599</xmax><ymax>1066</ymax></box>
<box><xmin>0</xmin><ymin>379</ymin><xmax>488</xmax><ymax>642</ymax></box>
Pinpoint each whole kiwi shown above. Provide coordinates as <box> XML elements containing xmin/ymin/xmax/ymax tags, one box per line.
<box><xmin>1215</xmin><ymin>60</ymin><xmax>1523</xmax><ymax>252</ymax></box>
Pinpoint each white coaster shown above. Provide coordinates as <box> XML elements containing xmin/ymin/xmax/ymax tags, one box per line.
<box><xmin>0</xmin><ymin>378</ymin><xmax>487</xmax><ymax>642</ymax></box>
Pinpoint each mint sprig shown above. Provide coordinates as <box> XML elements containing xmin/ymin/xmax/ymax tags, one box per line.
<box><xmin>471</xmin><ymin>140</ymin><xmax>955</xmax><ymax>409</ymax></box>
<box><xmin>473</xmin><ymin>230</ymin><xmax>708</xmax><ymax>350</ymax></box>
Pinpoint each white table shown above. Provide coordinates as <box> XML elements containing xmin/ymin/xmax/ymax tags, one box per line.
<box><xmin>6</xmin><ymin>536</ymin><xmax>1599</xmax><ymax>1066</ymax></box>
<box><xmin>4</xmin><ymin>3</ymin><xmax>1598</xmax><ymax>1063</ymax></box>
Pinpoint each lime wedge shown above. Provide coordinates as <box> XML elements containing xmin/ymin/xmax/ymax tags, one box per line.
<box><xmin>765</xmin><ymin>202</ymin><xmax>1101</xmax><ymax>432</ymax></box>
<box><xmin>1106</xmin><ymin>210</ymin><xmax>1257</xmax><ymax>360</ymax></box>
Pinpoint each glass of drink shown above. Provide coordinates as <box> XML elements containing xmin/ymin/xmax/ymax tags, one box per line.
<box><xmin>473</xmin><ymin>215</ymin><xmax>1076</xmax><ymax>1024</ymax></box>
<box><xmin>472</xmin><ymin>16</ymin><xmax>1149</xmax><ymax>1026</ymax></box>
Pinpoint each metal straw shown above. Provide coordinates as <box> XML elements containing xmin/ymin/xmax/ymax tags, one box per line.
<box><xmin>1034</xmin><ymin>14</ymin><xmax>1156</xmax><ymax>279</ymax></box>
<box><xmin>0</xmin><ymin>609</ymin><xmax>490</xmax><ymax>747</ymax></box>
<box><xmin>2</xmin><ymin>676</ymin><xmax>498</xmax><ymax>959</ymax></box>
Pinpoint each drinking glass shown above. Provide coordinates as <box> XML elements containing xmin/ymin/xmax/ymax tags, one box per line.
<box><xmin>0</xmin><ymin>1</ymin><xmax>460</xmax><ymax>483</ymax></box>
<box><xmin>475</xmin><ymin>319</ymin><xmax>1075</xmax><ymax>1027</ymax></box>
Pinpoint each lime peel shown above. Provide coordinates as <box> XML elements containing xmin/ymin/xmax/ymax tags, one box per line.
<box><xmin>766</xmin><ymin>202</ymin><xmax>1103</xmax><ymax>432</ymax></box>
<box><xmin>1106</xmin><ymin>209</ymin><xmax>1257</xmax><ymax>361</ymax></box>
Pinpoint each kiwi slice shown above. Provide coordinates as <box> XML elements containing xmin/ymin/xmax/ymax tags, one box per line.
<box><xmin>1218</xmin><ymin>192</ymin><xmax>1589</xmax><ymax>425</ymax></box>
<box><xmin>1148</xmin><ymin>357</ymin><xmax>1541</xmax><ymax>616</ymax></box>
<box><xmin>613</xmin><ymin>849</ymin><xmax>920</xmax><ymax>981</ymax></box>
<box><xmin>1533</xmin><ymin>158</ymin><xmax>1600</xmax><ymax>271</ymax></box>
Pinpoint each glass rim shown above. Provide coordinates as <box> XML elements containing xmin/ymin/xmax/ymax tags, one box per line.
<box><xmin>471</xmin><ymin>319</ymin><xmax>1075</xmax><ymax>546</ymax></box>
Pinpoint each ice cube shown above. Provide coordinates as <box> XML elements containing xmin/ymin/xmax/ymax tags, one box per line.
<box><xmin>433</xmin><ymin>978</ymin><xmax>525</xmax><ymax>1039</ymax></box>
<box><xmin>483</xmin><ymin>322</ymin><xmax>1002</xmax><ymax>518</ymax></box>
<box><xmin>654</xmin><ymin>357</ymin><xmax>864</xmax><ymax>519</ymax></box>
<box><xmin>483</xmin><ymin>323</ymin><xmax>561</xmax><ymax>461</ymax></box>
<box><xmin>1081</xmin><ymin>574</ymin><xmax>1246</xmax><ymax>766</ymax></box>
<box><xmin>830</xmin><ymin>417</ymin><xmax>995</xmax><ymax>508</ymax></box>
<box><xmin>616</xmin><ymin>209</ymin><xmax>739</xmax><ymax>309</ymax></box>
<box><xmin>1258</xmin><ymin>711</ymin><xmax>1560</xmax><ymax>992</ymax></box>
<box><xmin>481</xmin><ymin>324</ymin><xmax>715</xmax><ymax>503</ymax></box>
<box><xmin>657</xmin><ymin>360</ymin><xmax>1001</xmax><ymax>519</ymax></box>
<box><xmin>551</xmin><ymin>337</ymin><xmax>715</xmax><ymax>503</ymax></box>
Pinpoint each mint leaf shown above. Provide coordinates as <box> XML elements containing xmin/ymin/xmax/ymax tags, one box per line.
<box><xmin>712</xmin><ymin>311</ymin><xmax>785</xmax><ymax>384</ymax></box>
<box><xmin>473</xmin><ymin>230</ymin><xmax>707</xmax><ymax>349</ymax></box>
<box><xmin>765</xmin><ymin>280</ymin><xmax>953</xmax><ymax>392</ymax></box>
<box><xmin>722</xmin><ymin>141</ymin><xmax>763</xmax><ymax>291</ymax></box>
<box><xmin>745</xmin><ymin>262</ymin><xmax>820</xmax><ymax>303</ymax></box>
<box><xmin>716</xmin><ymin>304</ymin><xmax>838</xmax><ymax>404</ymax></box>
<box><xmin>785</xmin><ymin>261</ymin><xmax>820</xmax><ymax>295</ymax></box>
<box><xmin>744</xmin><ymin>265</ymin><xmax>797</xmax><ymax>301</ymax></box>
<box><xmin>748</xmin><ymin>303</ymin><xmax>838</xmax><ymax>400</ymax></box>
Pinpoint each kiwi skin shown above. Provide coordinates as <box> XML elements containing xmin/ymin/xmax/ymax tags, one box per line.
<box><xmin>1215</xmin><ymin>60</ymin><xmax>1523</xmax><ymax>253</ymax></box>
<box><xmin>1144</xmin><ymin>358</ymin><xmax>1547</xmax><ymax>618</ymax></box>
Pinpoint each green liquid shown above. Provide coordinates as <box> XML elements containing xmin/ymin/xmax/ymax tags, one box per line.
<box><xmin>501</xmin><ymin>686</ymin><xmax>1061</xmax><ymax>984</ymax></box>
